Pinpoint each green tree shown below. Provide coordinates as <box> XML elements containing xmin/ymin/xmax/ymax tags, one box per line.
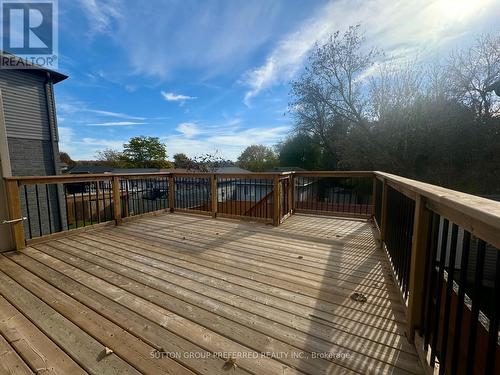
<box><xmin>277</xmin><ymin>134</ymin><xmax>325</xmax><ymax>170</ymax></box>
<box><xmin>237</xmin><ymin>145</ymin><xmax>278</xmax><ymax>172</ymax></box>
<box><xmin>95</xmin><ymin>148</ymin><xmax>128</xmax><ymax>168</ymax></box>
<box><xmin>173</xmin><ymin>153</ymin><xmax>191</xmax><ymax>169</ymax></box>
<box><xmin>123</xmin><ymin>136</ymin><xmax>171</xmax><ymax>168</ymax></box>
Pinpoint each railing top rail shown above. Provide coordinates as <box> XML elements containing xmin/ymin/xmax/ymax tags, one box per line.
<box><xmin>375</xmin><ymin>171</ymin><xmax>500</xmax><ymax>246</ymax></box>
<box><xmin>4</xmin><ymin>172</ymin><xmax>173</xmax><ymax>185</ymax></box>
<box><xmin>4</xmin><ymin>171</ymin><xmax>296</xmax><ymax>185</ymax></box>
<box><xmin>293</xmin><ymin>171</ymin><xmax>374</xmax><ymax>177</ymax></box>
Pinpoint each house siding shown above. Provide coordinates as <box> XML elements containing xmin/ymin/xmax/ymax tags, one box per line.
<box><xmin>0</xmin><ymin>70</ymin><xmax>52</xmax><ymax>140</ymax></box>
<box><xmin>0</xmin><ymin>70</ymin><xmax>66</xmax><ymax>240</ymax></box>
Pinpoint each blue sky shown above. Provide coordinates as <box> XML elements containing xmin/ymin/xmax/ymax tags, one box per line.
<box><xmin>55</xmin><ymin>0</ymin><xmax>500</xmax><ymax>161</ymax></box>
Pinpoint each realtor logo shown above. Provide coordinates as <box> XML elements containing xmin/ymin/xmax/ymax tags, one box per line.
<box><xmin>0</xmin><ymin>0</ymin><xmax>58</xmax><ymax>68</ymax></box>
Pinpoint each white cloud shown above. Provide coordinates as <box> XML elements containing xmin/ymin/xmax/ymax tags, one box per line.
<box><xmin>58</xmin><ymin>127</ymin><xmax>126</xmax><ymax>159</ymax></box>
<box><xmin>242</xmin><ymin>0</ymin><xmax>498</xmax><ymax>104</ymax></box>
<box><xmin>165</xmin><ymin>121</ymin><xmax>291</xmax><ymax>160</ymax></box>
<box><xmin>161</xmin><ymin>91</ymin><xmax>197</xmax><ymax>102</ymax></box>
<box><xmin>58</xmin><ymin>101</ymin><xmax>147</xmax><ymax>121</ymax></box>
<box><xmin>88</xmin><ymin>121</ymin><xmax>146</xmax><ymax>127</ymax></box>
<box><xmin>86</xmin><ymin>109</ymin><xmax>146</xmax><ymax>121</ymax></box>
<box><xmin>176</xmin><ymin>122</ymin><xmax>201</xmax><ymax>138</ymax></box>
<box><xmin>78</xmin><ymin>0</ymin><xmax>122</xmax><ymax>34</ymax></box>
<box><xmin>77</xmin><ymin>1</ymin><xmax>284</xmax><ymax>79</ymax></box>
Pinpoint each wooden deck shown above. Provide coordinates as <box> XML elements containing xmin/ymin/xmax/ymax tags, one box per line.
<box><xmin>0</xmin><ymin>213</ymin><xmax>423</xmax><ymax>375</ymax></box>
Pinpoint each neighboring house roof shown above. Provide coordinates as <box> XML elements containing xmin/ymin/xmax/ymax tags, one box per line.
<box><xmin>0</xmin><ymin>51</ymin><xmax>68</xmax><ymax>83</ymax></box>
<box><xmin>68</xmin><ymin>166</ymin><xmax>160</xmax><ymax>174</ymax></box>
<box><xmin>160</xmin><ymin>168</ymin><xmax>188</xmax><ymax>173</ymax></box>
<box><xmin>215</xmin><ymin>166</ymin><xmax>251</xmax><ymax>174</ymax></box>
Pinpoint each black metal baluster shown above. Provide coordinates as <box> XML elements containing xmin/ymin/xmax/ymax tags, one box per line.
<box><xmin>72</xmin><ymin>192</ymin><xmax>78</xmax><ymax>228</ymax></box>
<box><xmin>347</xmin><ymin>178</ymin><xmax>353</xmax><ymax>214</ymax></box>
<box><xmin>108</xmin><ymin>180</ymin><xmax>114</xmax><ymax>220</ymax></box>
<box><xmin>24</xmin><ymin>185</ymin><xmax>33</xmax><ymax>239</ymax></box>
<box><xmin>45</xmin><ymin>184</ymin><xmax>53</xmax><ymax>234</ymax></box>
<box><xmin>424</xmin><ymin>213</ymin><xmax>441</xmax><ymax>348</ymax></box>
<box><xmin>450</xmin><ymin>230</ymin><xmax>471</xmax><ymax>374</ymax></box>
<box><xmin>63</xmin><ymin>185</ymin><xmax>69</xmax><ymax>231</ymax></box>
<box><xmin>342</xmin><ymin>178</ymin><xmax>347</xmax><ymax>213</ymax></box>
<box><xmin>439</xmin><ymin>223</ymin><xmax>459</xmax><ymax>374</ymax></box>
<box><xmin>430</xmin><ymin>218</ymin><xmax>449</xmax><ymax>366</ymax></box>
<box><xmin>485</xmin><ymin>244</ymin><xmax>500</xmax><ymax>375</ymax></box>
<box><xmin>88</xmin><ymin>182</ymin><xmax>93</xmax><ymax>224</ymax></box>
<box><xmin>421</xmin><ymin>213</ymin><xmax>439</xmax><ymax>336</ymax></box>
<box><xmin>465</xmin><ymin>239</ymin><xmax>486</xmax><ymax>374</ymax></box>
<box><xmin>141</xmin><ymin>179</ymin><xmax>145</xmax><ymax>214</ymax></box>
<box><xmin>100</xmin><ymin>182</ymin><xmax>106</xmax><ymax>220</ymax></box>
<box><xmin>34</xmin><ymin>185</ymin><xmax>43</xmax><ymax>237</ymax></box>
<box><xmin>95</xmin><ymin>182</ymin><xmax>101</xmax><ymax>223</ymax></box>
<box><xmin>81</xmin><ymin>188</ymin><xmax>86</xmax><ymax>227</ymax></box>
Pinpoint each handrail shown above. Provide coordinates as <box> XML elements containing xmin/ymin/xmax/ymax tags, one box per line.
<box><xmin>4</xmin><ymin>171</ymin><xmax>294</xmax><ymax>184</ymax></box>
<box><xmin>375</xmin><ymin>171</ymin><xmax>500</xmax><ymax>249</ymax></box>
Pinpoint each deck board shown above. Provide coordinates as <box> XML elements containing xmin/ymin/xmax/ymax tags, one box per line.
<box><xmin>0</xmin><ymin>213</ymin><xmax>424</xmax><ymax>375</ymax></box>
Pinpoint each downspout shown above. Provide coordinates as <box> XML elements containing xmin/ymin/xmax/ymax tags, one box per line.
<box><xmin>44</xmin><ymin>72</ymin><xmax>65</xmax><ymax>230</ymax></box>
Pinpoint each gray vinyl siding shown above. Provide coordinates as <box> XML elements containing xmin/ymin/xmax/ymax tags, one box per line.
<box><xmin>7</xmin><ymin>138</ymin><xmax>66</xmax><ymax>237</ymax></box>
<box><xmin>0</xmin><ymin>69</ymin><xmax>67</xmax><ymax>239</ymax></box>
<box><xmin>0</xmin><ymin>70</ymin><xmax>51</xmax><ymax>140</ymax></box>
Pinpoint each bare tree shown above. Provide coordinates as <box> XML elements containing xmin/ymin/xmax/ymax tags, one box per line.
<box><xmin>446</xmin><ymin>34</ymin><xmax>500</xmax><ymax>119</ymax></box>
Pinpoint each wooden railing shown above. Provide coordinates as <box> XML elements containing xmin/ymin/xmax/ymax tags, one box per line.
<box><xmin>373</xmin><ymin>172</ymin><xmax>500</xmax><ymax>375</ymax></box>
<box><xmin>3</xmin><ymin>169</ymin><xmax>500</xmax><ymax>374</ymax></box>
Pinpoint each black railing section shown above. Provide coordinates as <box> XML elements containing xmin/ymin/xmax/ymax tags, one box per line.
<box><xmin>174</xmin><ymin>176</ymin><xmax>211</xmax><ymax>212</ymax></box>
<box><xmin>280</xmin><ymin>177</ymin><xmax>291</xmax><ymax>221</ymax></box>
<box><xmin>383</xmin><ymin>186</ymin><xmax>415</xmax><ymax>300</ymax></box>
<box><xmin>294</xmin><ymin>176</ymin><xmax>373</xmax><ymax>216</ymax></box>
<box><xmin>420</xmin><ymin>213</ymin><xmax>500</xmax><ymax>375</ymax></box>
<box><xmin>217</xmin><ymin>177</ymin><xmax>273</xmax><ymax>220</ymax></box>
<box><xmin>64</xmin><ymin>180</ymin><xmax>114</xmax><ymax>231</ymax></box>
<box><xmin>374</xmin><ymin>178</ymin><xmax>383</xmax><ymax>228</ymax></box>
<box><xmin>21</xmin><ymin>180</ymin><xmax>118</xmax><ymax>239</ymax></box>
<box><xmin>121</xmin><ymin>176</ymin><xmax>169</xmax><ymax>217</ymax></box>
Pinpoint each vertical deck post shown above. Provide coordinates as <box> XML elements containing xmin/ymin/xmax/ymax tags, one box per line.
<box><xmin>211</xmin><ymin>174</ymin><xmax>218</xmax><ymax>218</ymax></box>
<box><xmin>168</xmin><ymin>175</ymin><xmax>175</xmax><ymax>213</ymax></box>
<box><xmin>5</xmin><ymin>179</ymin><xmax>25</xmax><ymax>250</ymax></box>
<box><xmin>407</xmin><ymin>194</ymin><xmax>430</xmax><ymax>341</ymax></box>
<box><xmin>112</xmin><ymin>176</ymin><xmax>122</xmax><ymax>224</ymax></box>
<box><xmin>288</xmin><ymin>175</ymin><xmax>293</xmax><ymax>216</ymax></box>
<box><xmin>380</xmin><ymin>178</ymin><xmax>388</xmax><ymax>243</ymax></box>
<box><xmin>273</xmin><ymin>175</ymin><xmax>281</xmax><ymax>226</ymax></box>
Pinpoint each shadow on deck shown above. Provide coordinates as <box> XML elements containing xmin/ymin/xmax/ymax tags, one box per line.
<box><xmin>0</xmin><ymin>212</ymin><xmax>423</xmax><ymax>375</ymax></box>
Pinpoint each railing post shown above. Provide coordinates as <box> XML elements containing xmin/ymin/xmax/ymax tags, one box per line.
<box><xmin>288</xmin><ymin>175</ymin><xmax>293</xmax><ymax>215</ymax></box>
<box><xmin>5</xmin><ymin>179</ymin><xmax>25</xmax><ymax>250</ymax></box>
<box><xmin>407</xmin><ymin>194</ymin><xmax>431</xmax><ymax>341</ymax></box>
<box><xmin>112</xmin><ymin>176</ymin><xmax>122</xmax><ymax>225</ymax></box>
<box><xmin>168</xmin><ymin>175</ymin><xmax>175</xmax><ymax>213</ymax></box>
<box><xmin>211</xmin><ymin>174</ymin><xmax>218</xmax><ymax>218</ymax></box>
<box><xmin>273</xmin><ymin>175</ymin><xmax>281</xmax><ymax>226</ymax></box>
<box><xmin>380</xmin><ymin>178</ymin><xmax>388</xmax><ymax>243</ymax></box>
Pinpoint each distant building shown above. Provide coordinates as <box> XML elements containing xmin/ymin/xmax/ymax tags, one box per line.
<box><xmin>0</xmin><ymin>54</ymin><xmax>67</xmax><ymax>251</ymax></box>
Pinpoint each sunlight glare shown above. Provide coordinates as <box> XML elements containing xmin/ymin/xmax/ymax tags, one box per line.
<box><xmin>435</xmin><ymin>0</ymin><xmax>492</xmax><ymax>22</ymax></box>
